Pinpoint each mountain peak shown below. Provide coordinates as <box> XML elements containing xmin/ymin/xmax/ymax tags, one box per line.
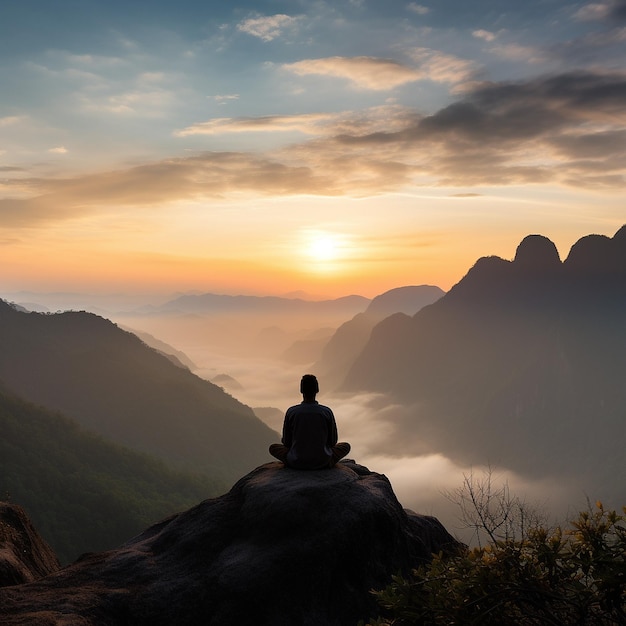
<box><xmin>564</xmin><ymin>232</ymin><xmax>623</xmax><ymax>274</ymax></box>
<box><xmin>513</xmin><ymin>234</ymin><xmax>561</xmax><ymax>270</ymax></box>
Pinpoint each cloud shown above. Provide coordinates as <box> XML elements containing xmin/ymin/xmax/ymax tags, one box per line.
<box><xmin>237</xmin><ymin>14</ymin><xmax>298</xmax><ymax>42</ymax></box>
<box><xmin>48</xmin><ymin>146</ymin><xmax>68</xmax><ymax>154</ymax></box>
<box><xmin>472</xmin><ymin>29</ymin><xmax>498</xmax><ymax>42</ymax></box>
<box><xmin>487</xmin><ymin>43</ymin><xmax>546</xmax><ymax>64</ymax></box>
<box><xmin>175</xmin><ymin>113</ymin><xmax>339</xmax><ymax>137</ymax></box>
<box><xmin>283</xmin><ymin>56</ymin><xmax>422</xmax><ymax>90</ymax></box>
<box><xmin>315</xmin><ymin>70</ymin><xmax>626</xmax><ymax>188</ymax></box>
<box><xmin>574</xmin><ymin>0</ymin><xmax>626</xmax><ymax>22</ymax></box>
<box><xmin>407</xmin><ymin>3</ymin><xmax>430</xmax><ymax>15</ymax></box>
<box><xmin>175</xmin><ymin>106</ymin><xmax>418</xmax><ymax>138</ymax></box>
<box><xmin>2</xmin><ymin>70</ymin><xmax>626</xmax><ymax>229</ymax></box>
<box><xmin>406</xmin><ymin>48</ymin><xmax>479</xmax><ymax>83</ymax></box>
<box><xmin>0</xmin><ymin>116</ymin><xmax>25</xmax><ymax>127</ymax></box>
<box><xmin>79</xmin><ymin>88</ymin><xmax>176</xmax><ymax>116</ymax></box>
<box><xmin>209</xmin><ymin>94</ymin><xmax>240</xmax><ymax>104</ymax></box>
<box><xmin>575</xmin><ymin>2</ymin><xmax>614</xmax><ymax>21</ymax></box>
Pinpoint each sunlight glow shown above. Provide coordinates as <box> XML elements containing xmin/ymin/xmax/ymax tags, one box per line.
<box><xmin>302</xmin><ymin>230</ymin><xmax>349</xmax><ymax>267</ymax></box>
<box><xmin>309</xmin><ymin>234</ymin><xmax>338</xmax><ymax>261</ymax></box>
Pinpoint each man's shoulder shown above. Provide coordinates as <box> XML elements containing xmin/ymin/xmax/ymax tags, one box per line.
<box><xmin>286</xmin><ymin>402</ymin><xmax>333</xmax><ymax>415</ymax></box>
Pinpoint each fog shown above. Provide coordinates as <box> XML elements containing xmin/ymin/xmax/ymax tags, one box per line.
<box><xmin>4</xmin><ymin>286</ymin><xmax>597</xmax><ymax>543</ymax></box>
<box><xmin>112</xmin><ymin>309</ymin><xmax>592</xmax><ymax>544</ymax></box>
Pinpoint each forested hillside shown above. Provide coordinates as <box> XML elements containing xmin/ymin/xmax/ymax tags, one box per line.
<box><xmin>0</xmin><ymin>387</ymin><xmax>222</xmax><ymax>564</ymax></box>
<box><xmin>0</xmin><ymin>300</ymin><xmax>277</xmax><ymax>482</ymax></box>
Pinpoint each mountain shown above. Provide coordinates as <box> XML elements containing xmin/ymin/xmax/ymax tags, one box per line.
<box><xmin>0</xmin><ymin>387</ymin><xmax>222</xmax><ymax>564</ymax></box>
<box><xmin>0</xmin><ymin>461</ymin><xmax>462</xmax><ymax>625</ymax></box>
<box><xmin>0</xmin><ymin>301</ymin><xmax>278</xmax><ymax>483</ymax></box>
<box><xmin>120</xmin><ymin>326</ymin><xmax>198</xmax><ymax>370</ymax></box>
<box><xmin>341</xmin><ymin>226</ymin><xmax>626</xmax><ymax>496</ymax></box>
<box><xmin>365</xmin><ymin>285</ymin><xmax>445</xmax><ymax>318</ymax></box>
<box><xmin>314</xmin><ymin>285</ymin><xmax>445</xmax><ymax>386</ymax></box>
<box><xmin>155</xmin><ymin>292</ymin><xmax>370</xmax><ymax>316</ymax></box>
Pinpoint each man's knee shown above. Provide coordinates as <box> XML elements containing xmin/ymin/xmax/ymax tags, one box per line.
<box><xmin>269</xmin><ymin>443</ymin><xmax>289</xmax><ymax>463</ymax></box>
<box><xmin>331</xmin><ymin>442</ymin><xmax>351</xmax><ymax>465</ymax></box>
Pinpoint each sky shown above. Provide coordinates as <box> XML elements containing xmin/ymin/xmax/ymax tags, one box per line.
<box><xmin>1</xmin><ymin>0</ymin><xmax>626</xmax><ymax>300</ymax></box>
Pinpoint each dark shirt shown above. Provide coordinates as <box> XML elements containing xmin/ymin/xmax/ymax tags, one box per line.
<box><xmin>282</xmin><ymin>401</ymin><xmax>338</xmax><ymax>469</ymax></box>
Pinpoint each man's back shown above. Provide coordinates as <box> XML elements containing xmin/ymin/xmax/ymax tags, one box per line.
<box><xmin>283</xmin><ymin>401</ymin><xmax>338</xmax><ymax>470</ymax></box>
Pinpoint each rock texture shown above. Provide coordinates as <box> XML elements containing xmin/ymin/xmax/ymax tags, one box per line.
<box><xmin>0</xmin><ymin>503</ymin><xmax>60</xmax><ymax>586</ymax></box>
<box><xmin>0</xmin><ymin>461</ymin><xmax>461</xmax><ymax>626</ymax></box>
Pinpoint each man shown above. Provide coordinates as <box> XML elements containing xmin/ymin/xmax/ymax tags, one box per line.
<box><xmin>269</xmin><ymin>374</ymin><xmax>351</xmax><ymax>470</ymax></box>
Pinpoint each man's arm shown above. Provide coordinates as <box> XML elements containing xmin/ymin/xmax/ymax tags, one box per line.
<box><xmin>281</xmin><ymin>410</ymin><xmax>293</xmax><ymax>448</ymax></box>
<box><xmin>326</xmin><ymin>409</ymin><xmax>338</xmax><ymax>446</ymax></box>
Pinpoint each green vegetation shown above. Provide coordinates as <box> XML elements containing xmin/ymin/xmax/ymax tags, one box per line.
<box><xmin>0</xmin><ymin>388</ymin><xmax>224</xmax><ymax>564</ymax></box>
<box><xmin>366</xmin><ymin>471</ymin><xmax>626</xmax><ymax>625</ymax></box>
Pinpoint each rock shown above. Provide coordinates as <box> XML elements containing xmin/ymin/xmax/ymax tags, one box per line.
<box><xmin>0</xmin><ymin>461</ymin><xmax>462</xmax><ymax>626</ymax></box>
<box><xmin>0</xmin><ymin>503</ymin><xmax>60</xmax><ymax>587</ymax></box>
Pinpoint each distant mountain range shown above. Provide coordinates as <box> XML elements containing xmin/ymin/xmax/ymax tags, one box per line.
<box><xmin>0</xmin><ymin>300</ymin><xmax>277</xmax><ymax>484</ymax></box>
<box><xmin>341</xmin><ymin>226</ymin><xmax>626</xmax><ymax>501</ymax></box>
<box><xmin>143</xmin><ymin>292</ymin><xmax>370</xmax><ymax>316</ymax></box>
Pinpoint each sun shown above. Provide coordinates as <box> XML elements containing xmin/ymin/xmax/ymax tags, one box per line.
<box><xmin>299</xmin><ymin>230</ymin><xmax>350</xmax><ymax>271</ymax></box>
<box><xmin>303</xmin><ymin>230</ymin><xmax>347</xmax><ymax>263</ymax></box>
<box><xmin>308</xmin><ymin>234</ymin><xmax>339</xmax><ymax>261</ymax></box>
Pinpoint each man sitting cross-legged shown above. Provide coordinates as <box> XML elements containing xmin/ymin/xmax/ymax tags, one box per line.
<box><xmin>269</xmin><ymin>374</ymin><xmax>351</xmax><ymax>470</ymax></box>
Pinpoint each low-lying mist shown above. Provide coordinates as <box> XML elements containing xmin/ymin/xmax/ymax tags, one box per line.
<box><xmin>113</xmin><ymin>310</ymin><xmax>596</xmax><ymax>544</ymax></box>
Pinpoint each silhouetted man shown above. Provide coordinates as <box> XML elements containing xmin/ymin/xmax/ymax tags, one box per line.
<box><xmin>269</xmin><ymin>374</ymin><xmax>351</xmax><ymax>469</ymax></box>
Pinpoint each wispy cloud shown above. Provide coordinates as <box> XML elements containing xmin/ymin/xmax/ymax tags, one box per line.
<box><xmin>472</xmin><ymin>29</ymin><xmax>498</xmax><ymax>42</ymax></box>
<box><xmin>3</xmin><ymin>70</ymin><xmax>625</xmax><ymax>229</ymax></box>
<box><xmin>237</xmin><ymin>14</ymin><xmax>298</xmax><ymax>42</ymax></box>
<box><xmin>407</xmin><ymin>3</ymin><xmax>430</xmax><ymax>15</ymax></box>
<box><xmin>406</xmin><ymin>48</ymin><xmax>479</xmax><ymax>83</ymax></box>
<box><xmin>486</xmin><ymin>43</ymin><xmax>546</xmax><ymax>64</ymax></box>
<box><xmin>574</xmin><ymin>0</ymin><xmax>626</xmax><ymax>22</ymax></box>
<box><xmin>175</xmin><ymin>113</ymin><xmax>338</xmax><ymax>137</ymax></box>
<box><xmin>283</xmin><ymin>56</ymin><xmax>422</xmax><ymax>90</ymax></box>
<box><xmin>0</xmin><ymin>116</ymin><xmax>25</xmax><ymax>127</ymax></box>
<box><xmin>175</xmin><ymin>107</ymin><xmax>418</xmax><ymax>137</ymax></box>
<box><xmin>209</xmin><ymin>94</ymin><xmax>240</xmax><ymax>104</ymax></box>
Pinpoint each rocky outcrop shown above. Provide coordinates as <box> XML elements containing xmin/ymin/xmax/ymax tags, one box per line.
<box><xmin>0</xmin><ymin>503</ymin><xmax>60</xmax><ymax>586</ymax></box>
<box><xmin>0</xmin><ymin>461</ymin><xmax>461</xmax><ymax>626</ymax></box>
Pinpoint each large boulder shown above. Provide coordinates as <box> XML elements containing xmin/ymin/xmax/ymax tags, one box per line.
<box><xmin>0</xmin><ymin>461</ymin><xmax>462</xmax><ymax>625</ymax></box>
<box><xmin>0</xmin><ymin>503</ymin><xmax>60</xmax><ymax>586</ymax></box>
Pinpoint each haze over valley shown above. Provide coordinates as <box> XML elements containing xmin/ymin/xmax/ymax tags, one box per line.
<box><xmin>3</xmin><ymin>226</ymin><xmax>624</xmax><ymax>559</ymax></box>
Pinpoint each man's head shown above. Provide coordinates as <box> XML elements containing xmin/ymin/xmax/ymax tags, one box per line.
<box><xmin>300</xmin><ymin>374</ymin><xmax>319</xmax><ymax>397</ymax></box>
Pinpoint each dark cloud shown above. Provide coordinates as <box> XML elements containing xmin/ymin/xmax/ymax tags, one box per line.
<box><xmin>328</xmin><ymin>70</ymin><xmax>626</xmax><ymax>187</ymax></box>
<box><xmin>609</xmin><ymin>0</ymin><xmax>626</xmax><ymax>21</ymax></box>
<box><xmin>549</xmin><ymin>130</ymin><xmax>626</xmax><ymax>158</ymax></box>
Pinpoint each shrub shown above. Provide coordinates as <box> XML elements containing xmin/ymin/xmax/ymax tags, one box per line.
<box><xmin>368</xmin><ymin>501</ymin><xmax>626</xmax><ymax>625</ymax></box>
